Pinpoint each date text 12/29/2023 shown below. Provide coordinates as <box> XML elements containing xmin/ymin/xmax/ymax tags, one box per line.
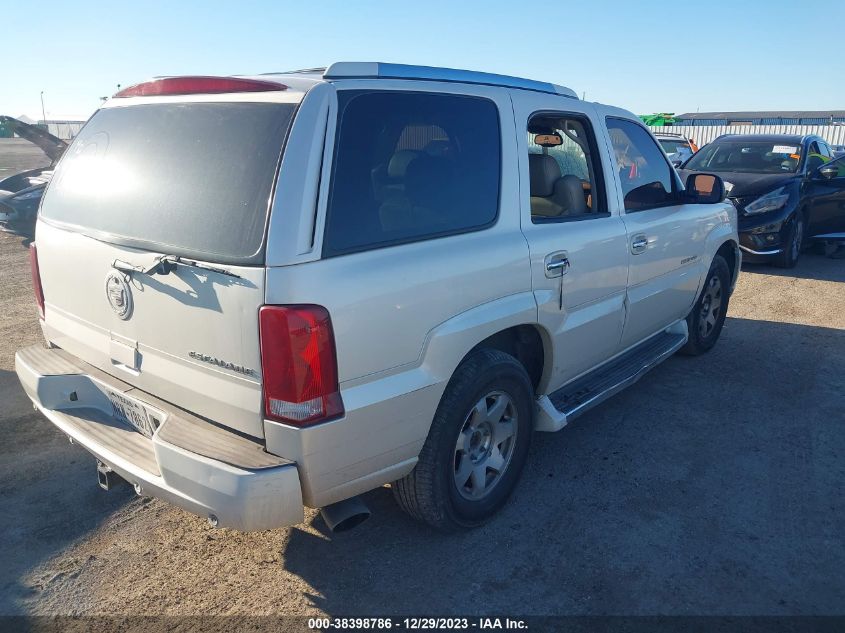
<box><xmin>307</xmin><ymin>618</ymin><xmax>528</xmax><ymax>630</ymax></box>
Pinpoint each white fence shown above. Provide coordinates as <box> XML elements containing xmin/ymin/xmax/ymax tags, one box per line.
<box><xmin>649</xmin><ymin>125</ymin><xmax>845</xmax><ymax>147</ymax></box>
<box><xmin>43</xmin><ymin>121</ymin><xmax>85</xmax><ymax>140</ymax></box>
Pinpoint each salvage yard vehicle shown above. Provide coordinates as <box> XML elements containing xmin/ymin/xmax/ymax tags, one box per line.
<box><xmin>680</xmin><ymin>133</ymin><xmax>845</xmax><ymax>267</ymax></box>
<box><xmin>16</xmin><ymin>63</ymin><xmax>740</xmax><ymax>533</ymax></box>
<box><xmin>0</xmin><ymin>116</ymin><xmax>67</xmax><ymax>235</ymax></box>
<box><xmin>654</xmin><ymin>132</ymin><xmax>698</xmax><ymax>167</ymax></box>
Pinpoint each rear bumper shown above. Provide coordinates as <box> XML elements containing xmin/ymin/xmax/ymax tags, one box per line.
<box><xmin>15</xmin><ymin>344</ymin><xmax>304</xmax><ymax>531</ymax></box>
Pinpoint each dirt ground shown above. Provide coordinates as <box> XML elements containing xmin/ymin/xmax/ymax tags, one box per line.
<box><xmin>0</xmin><ymin>140</ymin><xmax>843</xmax><ymax>619</ymax></box>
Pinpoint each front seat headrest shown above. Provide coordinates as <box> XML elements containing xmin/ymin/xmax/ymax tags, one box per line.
<box><xmin>387</xmin><ymin>150</ymin><xmax>422</xmax><ymax>179</ymax></box>
<box><xmin>529</xmin><ymin>154</ymin><xmax>562</xmax><ymax>197</ymax></box>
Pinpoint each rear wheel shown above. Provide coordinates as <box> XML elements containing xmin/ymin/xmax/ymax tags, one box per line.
<box><xmin>773</xmin><ymin>213</ymin><xmax>804</xmax><ymax>269</ymax></box>
<box><xmin>392</xmin><ymin>348</ymin><xmax>533</xmax><ymax>531</ymax></box>
<box><xmin>680</xmin><ymin>255</ymin><xmax>730</xmax><ymax>356</ymax></box>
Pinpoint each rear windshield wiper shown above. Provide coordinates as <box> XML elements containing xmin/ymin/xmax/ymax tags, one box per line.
<box><xmin>112</xmin><ymin>255</ymin><xmax>242</xmax><ymax>279</ymax></box>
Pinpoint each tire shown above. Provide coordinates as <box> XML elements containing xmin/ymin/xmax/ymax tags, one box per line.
<box><xmin>773</xmin><ymin>212</ymin><xmax>804</xmax><ymax>269</ymax></box>
<box><xmin>392</xmin><ymin>348</ymin><xmax>534</xmax><ymax>531</ymax></box>
<box><xmin>680</xmin><ymin>255</ymin><xmax>731</xmax><ymax>356</ymax></box>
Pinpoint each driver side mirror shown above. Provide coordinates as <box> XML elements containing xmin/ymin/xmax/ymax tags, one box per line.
<box><xmin>816</xmin><ymin>164</ymin><xmax>839</xmax><ymax>180</ymax></box>
<box><xmin>685</xmin><ymin>173</ymin><xmax>726</xmax><ymax>204</ymax></box>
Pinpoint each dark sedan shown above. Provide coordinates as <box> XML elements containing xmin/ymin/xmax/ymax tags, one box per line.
<box><xmin>680</xmin><ymin>133</ymin><xmax>845</xmax><ymax>267</ymax></box>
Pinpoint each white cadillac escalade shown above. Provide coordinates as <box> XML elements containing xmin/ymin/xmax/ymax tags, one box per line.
<box><xmin>15</xmin><ymin>63</ymin><xmax>740</xmax><ymax>533</ymax></box>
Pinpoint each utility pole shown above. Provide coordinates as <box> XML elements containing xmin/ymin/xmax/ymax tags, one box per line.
<box><xmin>40</xmin><ymin>91</ymin><xmax>47</xmax><ymax>125</ymax></box>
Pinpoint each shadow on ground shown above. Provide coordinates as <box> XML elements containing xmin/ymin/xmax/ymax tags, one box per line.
<box><xmin>0</xmin><ymin>369</ymin><xmax>133</xmax><ymax>615</ymax></box>
<box><xmin>741</xmin><ymin>251</ymin><xmax>844</xmax><ymax>283</ymax></box>
<box><xmin>281</xmin><ymin>316</ymin><xmax>845</xmax><ymax>616</ymax></box>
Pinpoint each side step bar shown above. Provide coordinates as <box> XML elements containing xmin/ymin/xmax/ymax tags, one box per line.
<box><xmin>536</xmin><ymin>329</ymin><xmax>687</xmax><ymax>431</ymax></box>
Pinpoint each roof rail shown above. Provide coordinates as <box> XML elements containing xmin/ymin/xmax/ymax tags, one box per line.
<box><xmin>323</xmin><ymin>62</ymin><xmax>577</xmax><ymax>98</ymax></box>
<box><xmin>276</xmin><ymin>67</ymin><xmax>327</xmax><ymax>75</ymax></box>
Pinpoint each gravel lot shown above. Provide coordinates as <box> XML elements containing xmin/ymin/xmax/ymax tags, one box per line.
<box><xmin>1</xmin><ymin>140</ymin><xmax>843</xmax><ymax>619</ymax></box>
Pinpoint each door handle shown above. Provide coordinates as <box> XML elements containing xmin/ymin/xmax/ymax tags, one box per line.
<box><xmin>631</xmin><ymin>234</ymin><xmax>648</xmax><ymax>254</ymax></box>
<box><xmin>544</xmin><ymin>253</ymin><xmax>570</xmax><ymax>278</ymax></box>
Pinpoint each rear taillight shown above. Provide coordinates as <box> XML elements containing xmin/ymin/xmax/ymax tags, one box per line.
<box><xmin>114</xmin><ymin>76</ymin><xmax>287</xmax><ymax>98</ymax></box>
<box><xmin>259</xmin><ymin>305</ymin><xmax>343</xmax><ymax>426</ymax></box>
<box><xmin>29</xmin><ymin>244</ymin><xmax>44</xmax><ymax>320</ymax></box>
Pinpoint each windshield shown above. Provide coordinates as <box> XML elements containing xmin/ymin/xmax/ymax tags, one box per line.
<box><xmin>684</xmin><ymin>140</ymin><xmax>801</xmax><ymax>174</ymax></box>
<box><xmin>658</xmin><ymin>139</ymin><xmax>688</xmax><ymax>154</ymax></box>
<box><xmin>41</xmin><ymin>102</ymin><xmax>296</xmax><ymax>264</ymax></box>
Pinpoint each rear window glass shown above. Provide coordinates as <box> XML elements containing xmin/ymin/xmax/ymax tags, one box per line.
<box><xmin>41</xmin><ymin>102</ymin><xmax>296</xmax><ymax>264</ymax></box>
<box><xmin>323</xmin><ymin>91</ymin><xmax>501</xmax><ymax>257</ymax></box>
<box><xmin>658</xmin><ymin>139</ymin><xmax>687</xmax><ymax>154</ymax></box>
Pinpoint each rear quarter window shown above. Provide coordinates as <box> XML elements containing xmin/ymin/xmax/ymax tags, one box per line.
<box><xmin>322</xmin><ymin>91</ymin><xmax>501</xmax><ymax>257</ymax></box>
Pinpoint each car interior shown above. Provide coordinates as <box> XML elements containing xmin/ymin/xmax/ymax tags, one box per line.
<box><xmin>527</xmin><ymin>116</ymin><xmax>598</xmax><ymax>221</ymax></box>
<box><xmin>369</xmin><ymin>122</ymin><xmax>474</xmax><ymax>234</ymax></box>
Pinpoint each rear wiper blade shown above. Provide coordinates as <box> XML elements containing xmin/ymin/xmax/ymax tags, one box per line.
<box><xmin>112</xmin><ymin>255</ymin><xmax>242</xmax><ymax>279</ymax></box>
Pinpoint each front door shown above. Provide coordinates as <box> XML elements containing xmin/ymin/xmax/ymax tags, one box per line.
<box><xmin>605</xmin><ymin>117</ymin><xmax>712</xmax><ymax>349</ymax></box>
<box><xmin>805</xmin><ymin>155</ymin><xmax>845</xmax><ymax>238</ymax></box>
<box><xmin>511</xmin><ymin>93</ymin><xmax>629</xmax><ymax>392</ymax></box>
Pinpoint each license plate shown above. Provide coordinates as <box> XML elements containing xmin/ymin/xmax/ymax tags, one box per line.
<box><xmin>105</xmin><ymin>389</ymin><xmax>156</xmax><ymax>438</ymax></box>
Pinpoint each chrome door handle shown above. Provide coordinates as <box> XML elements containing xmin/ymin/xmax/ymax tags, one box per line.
<box><xmin>631</xmin><ymin>235</ymin><xmax>648</xmax><ymax>254</ymax></box>
<box><xmin>545</xmin><ymin>254</ymin><xmax>570</xmax><ymax>277</ymax></box>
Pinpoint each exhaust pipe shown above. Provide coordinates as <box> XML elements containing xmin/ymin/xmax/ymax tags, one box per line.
<box><xmin>320</xmin><ymin>496</ymin><xmax>371</xmax><ymax>533</ymax></box>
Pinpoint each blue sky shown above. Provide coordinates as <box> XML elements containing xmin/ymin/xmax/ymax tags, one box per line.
<box><xmin>3</xmin><ymin>0</ymin><xmax>841</xmax><ymax>121</ymax></box>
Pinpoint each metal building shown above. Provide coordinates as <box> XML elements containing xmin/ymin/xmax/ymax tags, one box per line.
<box><xmin>674</xmin><ymin>111</ymin><xmax>845</xmax><ymax>126</ymax></box>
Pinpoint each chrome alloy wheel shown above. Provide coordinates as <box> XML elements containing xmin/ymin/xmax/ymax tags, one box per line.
<box><xmin>698</xmin><ymin>274</ymin><xmax>723</xmax><ymax>339</ymax></box>
<box><xmin>453</xmin><ymin>391</ymin><xmax>517</xmax><ymax>500</ymax></box>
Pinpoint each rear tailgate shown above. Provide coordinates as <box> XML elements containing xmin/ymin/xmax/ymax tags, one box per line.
<box><xmin>36</xmin><ymin>99</ymin><xmax>298</xmax><ymax>437</ymax></box>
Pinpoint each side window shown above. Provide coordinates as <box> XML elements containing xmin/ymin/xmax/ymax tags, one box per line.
<box><xmin>806</xmin><ymin>141</ymin><xmax>827</xmax><ymax>172</ymax></box>
<box><xmin>527</xmin><ymin>113</ymin><xmax>606</xmax><ymax>222</ymax></box>
<box><xmin>818</xmin><ymin>141</ymin><xmax>832</xmax><ymax>158</ymax></box>
<box><xmin>323</xmin><ymin>91</ymin><xmax>501</xmax><ymax>256</ymax></box>
<box><xmin>829</xmin><ymin>155</ymin><xmax>845</xmax><ymax>178</ymax></box>
<box><xmin>606</xmin><ymin>118</ymin><xmax>676</xmax><ymax>212</ymax></box>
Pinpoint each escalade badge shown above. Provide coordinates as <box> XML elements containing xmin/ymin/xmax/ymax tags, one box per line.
<box><xmin>105</xmin><ymin>271</ymin><xmax>133</xmax><ymax>320</ymax></box>
<box><xmin>188</xmin><ymin>351</ymin><xmax>255</xmax><ymax>376</ymax></box>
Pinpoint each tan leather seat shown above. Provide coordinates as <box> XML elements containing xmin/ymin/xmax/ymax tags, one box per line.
<box><xmin>379</xmin><ymin>155</ymin><xmax>453</xmax><ymax>232</ymax></box>
<box><xmin>528</xmin><ymin>154</ymin><xmax>588</xmax><ymax>218</ymax></box>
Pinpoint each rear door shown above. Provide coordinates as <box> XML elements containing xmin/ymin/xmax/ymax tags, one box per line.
<box><xmin>511</xmin><ymin>92</ymin><xmax>629</xmax><ymax>390</ymax></box>
<box><xmin>36</xmin><ymin>96</ymin><xmax>299</xmax><ymax>437</ymax></box>
<box><xmin>604</xmin><ymin>117</ymin><xmax>711</xmax><ymax>349</ymax></box>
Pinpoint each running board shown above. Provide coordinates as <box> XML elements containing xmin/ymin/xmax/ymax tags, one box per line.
<box><xmin>535</xmin><ymin>329</ymin><xmax>687</xmax><ymax>432</ymax></box>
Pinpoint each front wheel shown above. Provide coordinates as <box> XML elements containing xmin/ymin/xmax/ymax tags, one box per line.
<box><xmin>773</xmin><ymin>213</ymin><xmax>804</xmax><ymax>269</ymax></box>
<box><xmin>392</xmin><ymin>348</ymin><xmax>534</xmax><ymax>531</ymax></box>
<box><xmin>680</xmin><ymin>255</ymin><xmax>731</xmax><ymax>356</ymax></box>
